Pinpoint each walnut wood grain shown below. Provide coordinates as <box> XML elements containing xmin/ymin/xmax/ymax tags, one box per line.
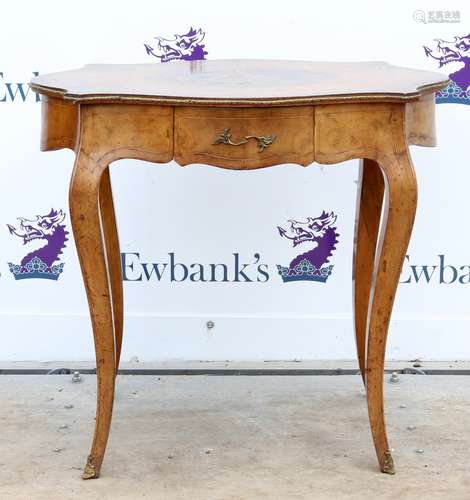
<box><xmin>30</xmin><ymin>60</ymin><xmax>448</xmax><ymax>106</ymax></box>
<box><xmin>316</xmin><ymin>103</ymin><xmax>418</xmax><ymax>474</ymax></box>
<box><xmin>405</xmin><ymin>94</ymin><xmax>436</xmax><ymax>147</ymax></box>
<box><xmin>68</xmin><ymin>104</ymin><xmax>174</xmax><ymax>479</ymax></box>
<box><xmin>175</xmin><ymin>106</ymin><xmax>314</xmax><ymax>168</ymax></box>
<box><xmin>40</xmin><ymin>96</ymin><xmax>78</xmax><ymax>151</ymax></box>
<box><xmin>30</xmin><ymin>60</ymin><xmax>444</xmax><ymax>479</ymax></box>
<box><xmin>353</xmin><ymin>159</ymin><xmax>385</xmax><ymax>384</ymax></box>
<box><xmin>99</xmin><ymin>167</ymin><xmax>123</xmax><ymax>374</ymax></box>
<box><xmin>367</xmin><ymin>124</ymin><xmax>417</xmax><ymax>475</ymax></box>
<box><xmin>69</xmin><ymin>114</ymin><xmax>116</xmax><ymax>479</ymax></box>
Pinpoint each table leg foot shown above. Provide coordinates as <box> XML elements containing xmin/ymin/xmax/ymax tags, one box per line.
<box><xmin>381</xmin><ymin>450</ymin><xmax>396</xmax><ymax>475</ymax></box>
<box><xmin>82</xmin><ymin>455</ymin><xmax>100</xmax><ymax>480</ymax></box>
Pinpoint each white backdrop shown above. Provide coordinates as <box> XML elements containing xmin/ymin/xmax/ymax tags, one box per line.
<box><xmin>0</xmin><ymin>0</ymin><xmax>469</xmax><ymax>361</ymax></box>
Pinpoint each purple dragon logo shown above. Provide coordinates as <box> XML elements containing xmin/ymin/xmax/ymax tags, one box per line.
<box><xmin>424</xmin><ymin>32</ymin><xmax>470</xmax><ymax>104</ymax></box>
<box><xmin>7</xmin><ymin>209</ymin><xmax>68</xmax><ymax>280</ymax></box>
<box><xmin>277</xmin><ymin>212</ymin><xmax>339</xmax><ymax>283</ymax></box>
<box><xmin>144</xmin><ymin>27</ymin><xmax>207</xmax><ymax>62</ymax></box>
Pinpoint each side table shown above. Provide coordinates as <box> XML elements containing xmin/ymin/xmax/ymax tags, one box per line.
<box><xmin>30</xmin><ymin>60</ymin><xmax>448</xmax><ymax>478</ymax></box>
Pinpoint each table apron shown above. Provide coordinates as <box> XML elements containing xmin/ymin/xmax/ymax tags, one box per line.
<box><xmin>40</xmin><ymin>96</ymin><xmax>436</xmax><ymax>168</ymax></box>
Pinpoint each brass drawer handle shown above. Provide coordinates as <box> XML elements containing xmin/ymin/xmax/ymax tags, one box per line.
<box><xmin>213</xmin><ymin>128</ymin><xmax>276</xmax><ymax>152</ymax></box>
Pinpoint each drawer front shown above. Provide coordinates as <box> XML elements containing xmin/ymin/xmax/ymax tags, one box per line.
<box><xmin>175</xmin><ymin>107</ymin><xmax>314</xmax><ymax>169</ymax></box>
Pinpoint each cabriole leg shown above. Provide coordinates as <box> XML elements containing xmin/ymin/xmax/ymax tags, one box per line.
<box><xmin>365</xmin><ymin>148</ymin><xmax>417</xmax><ymax>474</ymax></box>
<box><xmin>70</xmin><ymin>151</ymin><xmax>115</xmax><ymax>479</ymax></box>
<box><xmin>353</xmin><ymin>159</ymin><xmax>385</xmax><ymax>384</ymax></box>
<box><xmin>99</xmin><ymin>167</ymin><xmax>124</xmax><ymax>374</ymax></box>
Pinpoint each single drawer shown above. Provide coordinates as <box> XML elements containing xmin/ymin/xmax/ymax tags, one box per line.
<box><xmin>174</xmin><ymin>106</ymin><xmax>314</xmax><ymax>169</ymax></box>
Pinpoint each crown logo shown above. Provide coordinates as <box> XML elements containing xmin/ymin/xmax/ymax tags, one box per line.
<box><xmin>277</xmin><ymin>259</ymin><xmax>334</xmax><ymax>283</ymax></box>
<box><xmin>436</xmin><ymin>81</ymin><xmax>470</xmax><ymax>105</ymax></box>
<box><xmin>8</xmin><ymin>256</ymin><xmax>65</xmax><ymax>281</ymax></box>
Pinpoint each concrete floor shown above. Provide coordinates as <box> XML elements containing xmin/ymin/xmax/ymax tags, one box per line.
<box><xmin>0</xmin><ymin>374</ymin><xmax>469</xmax><ymax>499</ymax></box>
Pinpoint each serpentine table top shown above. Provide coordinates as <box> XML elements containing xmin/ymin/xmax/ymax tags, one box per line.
<box><xmin>30</xmin><ymin>59</ymin><xmax>447</xmax><ymax>105</ymax></box>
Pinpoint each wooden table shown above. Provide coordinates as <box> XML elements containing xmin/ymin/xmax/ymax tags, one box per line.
<box><xmin>30</xmin><ymin>60</ymin><xmax>448</xmax><ymax>479</ymax></box>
